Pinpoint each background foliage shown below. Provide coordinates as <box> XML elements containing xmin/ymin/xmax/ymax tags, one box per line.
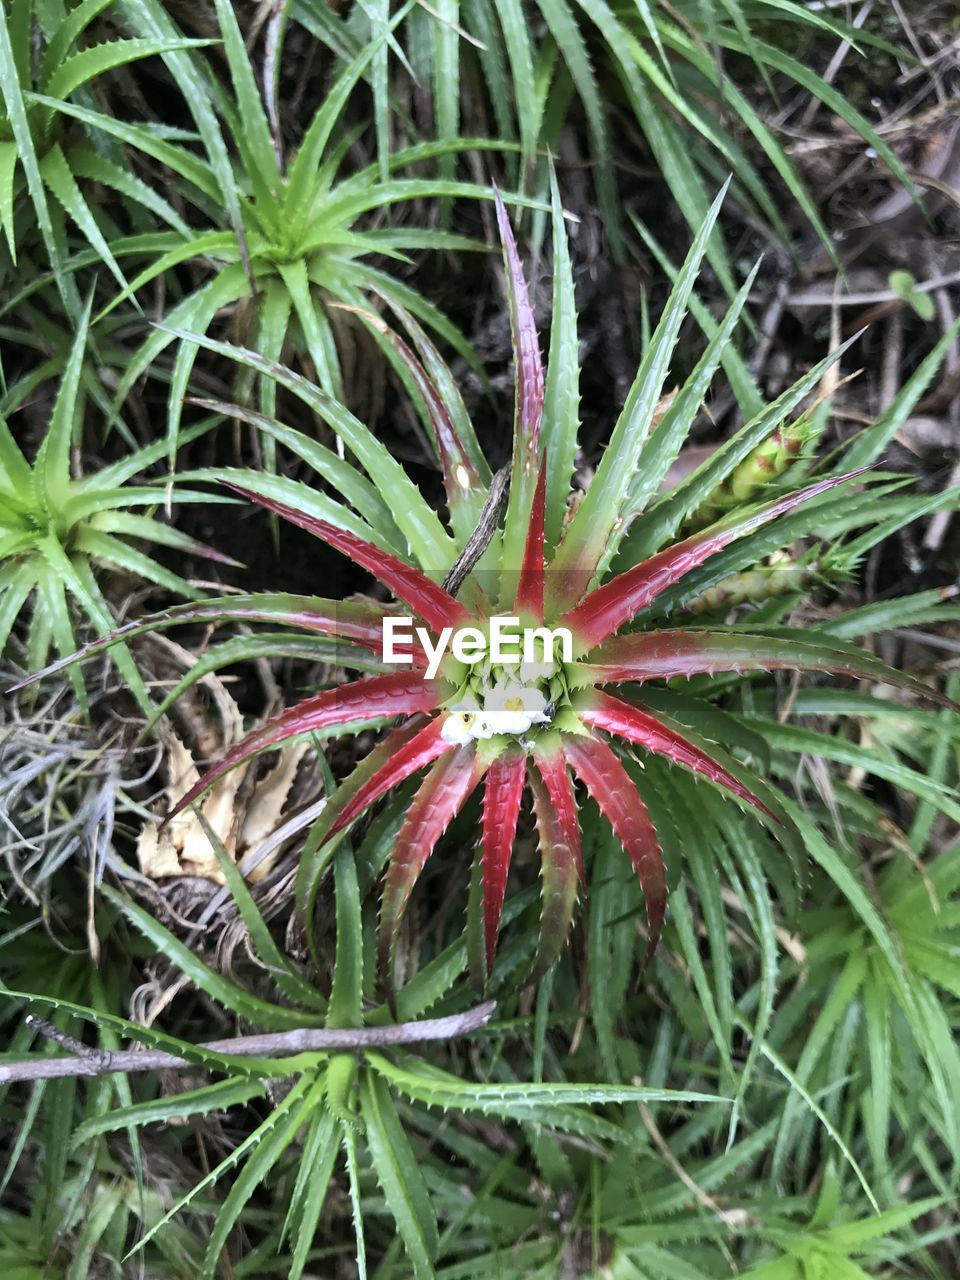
<box><xmin>1</xmin><ymin>1</ymin><xmax>959</xmax><ymax>1276</ymax></box>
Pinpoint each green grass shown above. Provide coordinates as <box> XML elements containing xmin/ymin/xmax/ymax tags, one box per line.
<box><xmin>1</xmin><ymin>2</ymin><xmax>958</xmax><ymax>1276</ymax></box>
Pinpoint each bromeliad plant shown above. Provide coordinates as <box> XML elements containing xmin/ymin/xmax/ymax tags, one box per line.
<box><xmin>47</xmin><ymin>0</ymin><xmax>512</xmax><ymax>464</ymax></box>
<box><xmin>304</xmin><ymin>0</ymin><xmax>910</xmax><ymax>280</ymax></box>
<box><xmin>0</xmin><ymin>299</ymin><xmax>232</xmax><ymax>713</ymax></box>
<box><xmin>18</xmin><ymin>182</ymin><xmax>957</xmax><ymax>993</ymax></box>
<box><xmin>0</xmin><ymin>0</ymin><xmax>208</xmax><ymax>315</ymax></box>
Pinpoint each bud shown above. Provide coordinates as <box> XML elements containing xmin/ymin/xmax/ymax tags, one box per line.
<box><xmin>685</xmin><ymin>416</ymin><xmax>816</xmax><ymax>533</ymax></box>
<box><xmin>682</xmin><ymin>551</ymin><xmax>818</xmax><ymax>616</ymax></box>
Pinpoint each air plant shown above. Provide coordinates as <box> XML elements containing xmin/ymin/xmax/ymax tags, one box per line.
<box><xmin>46</xmin><ymin>0</ymin><xmax>517</xmax><ymax>465</ymax></box>
<box><xmin>304</xmin><ymin>0</ymin><xmax>910</xmax><ymax>282</ymax></box>
<box><xmin>0</xmin><ymin>0</ymin><xmax>208</xmax><ymax>316</ymax></box>
<box><xmin>0</xmin><ymin>298</ymin><xmax>231</xmax><ymax>713</ymax></box>
<box><xmin>16</xmin><ymin>182</ymin><xmax>956</xmax><ymax>995</ymax></box>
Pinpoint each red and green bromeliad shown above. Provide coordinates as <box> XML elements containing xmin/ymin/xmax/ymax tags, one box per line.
<box><xmin>14</xmin><ymin>194</ymin><xmax>954</xmax><ymax>993</ymax></box>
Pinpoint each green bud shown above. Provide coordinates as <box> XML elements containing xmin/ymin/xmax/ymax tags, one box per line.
<box><xmin>682</xmin><ymin>551</ymin><xmax>817</xmax><ymax>616</ymax></box>
<box><xmin>686</xmin><ymin>416</ymin><xmax>817</xmax><ymax>533</ymax></box>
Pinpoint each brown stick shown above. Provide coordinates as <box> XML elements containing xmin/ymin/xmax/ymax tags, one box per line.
<box><xmin>1</xmin><ymin>1001</ymin><xmax>497</xmax><ymax>1085</ymax></box>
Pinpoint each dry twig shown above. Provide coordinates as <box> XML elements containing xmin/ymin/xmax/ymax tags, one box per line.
<box><xmin>0</xmin><ymin>1001</ymin><xmax>498</xmax><ymax>1085</ymax></box>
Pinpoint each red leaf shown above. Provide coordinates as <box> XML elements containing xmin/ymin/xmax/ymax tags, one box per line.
<box><xmin>4</xmin><ymin>594</ymin><xmax>423</xmax><ymax>694</ymax></box>
<box><xmin>527</xmin><ymin>760</ymin><xmax>581</xmax><ymax>981</ymax></box>
<box><xmin>480</xmin><ymin>752</ymin><xmax>526</xmax><ymax>975</ymax></box>
<box><xmin>560</xmin><ymin>471</ymin><xmax>868</xmax><ymax>653</ymax></box>
<box><xmin>563</xmin><ymin>732</ymin><xmax>667</xmax><ymax>967</ymax></box>
<box><xmin>494</xmin><ymin>187</ymin><xmax>544</xmax><ymax>451</ymax></box>
<box><xmin>326</xmin><ymin>717</ymin><xmax>453</xmax><ymax>841</ymax></box>
<box><xmin>378</xmin><ymin>746</ymin><xmax>485</xmax><ymax>985</ymax></box>
<box><xmin>533</xmin><ymin>744</ymin><xmax>584</xmax><ymax>886</ymax></box>
<box><xmin>295</xmin><ymin>715</ymin><xmax>431</xmax><ymax>933</ymax></box>
<box><xmin>515</xmin><ymin>458</ymin><xmax>547</xmax><ymax>620</ymax></box>
<box><xmin>579</xmin><ymin>690</ymin><xmax>773</xmax><ymax>817</ymax></box>
<box><xmin>222</xmin><ymin>483</ymin><xmax>471</xmax><ymax>634</ymax></box>
<box><xmin>163</xmin><ymin>672</ymin><xmax>443</xmax><ymax>826</ymax></box>
<box><xmin>577</xmin><ymin>628</ymin><xmax>960</xmax><ymax>711</ymax></box>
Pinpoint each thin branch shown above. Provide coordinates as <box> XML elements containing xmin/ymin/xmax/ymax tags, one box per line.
<box><xmin>441</xmin><ymin>464</ymin><xmax>511</xmax><ymax>597</ymax></box>
<box><xmin>1</xmin><ymin>1001</ymin><xmax>497</xmax><ymax>1085</ymax></box>
<box><xmin>23</xmin><ymin>1015</ymin><xmax>99</xmax><ymax>1058</ymax></box>
<box><xmin>773</xmin><ymin>268</ymin><xmax>960</xmax><ymax>309</ymax></box>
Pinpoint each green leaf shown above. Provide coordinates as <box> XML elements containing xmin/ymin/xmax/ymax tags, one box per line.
<box><xmin>0</xmin><ymin>140</ymin><xmax>18</xmax><ymax>257</ymax></box>
<box><xmin>742</xmin><ymin>35</ymin><xmax>915</xmax><ymax>197</ymax></box>
<box><xmin>277</xmin><ymin>256</ymin><xmax>344</xmax><ymax>399</ymax></box>
<box><xmin>362</xmin><ymin>0</ymin><xmax>391</xmax><ymax>181</ymax></box>
<box><xmin>68</xmin><ymin>143</ymin><xmax>190</xmax><ymax>234</ymax></box>
<box><xmin>862</xmin><ymin>959</ymin><xmax>892</xmax><ymax>1185</ymax></box>
<box><xmin>39</xmin><ymin>0</ymin><xmax>114</xmax><ymax>78</ymax></box>
<box><xmin>200</xmin><ymin>1074</ymin><xmax>322</xmax><ymax>1279</ymax></box>
<box><xmin>160</xmin><ymin>328</ymin><xmax>458</xmax><ymax>573</ymax></box>
<box><xmin>368</xmin><ymin>1052</ymin><xmax>720</xmax><ymax>1113</ymax></box>
<box><xmin>657</xmin><ymin>23</ymin><xmax>827</xmax><ymax>251</ymax></box>
<box><xmin>329</xmin><ymin>844</ymin><xmax>364</xmax><ymax>1028</ymax></box>
<box><xmin>102</xmin><ymin>887</ymin><xmax>326</xmax><ymax>1032</ymax></box>
<box><xmin>751</xmin><ymin>1029</ymin><xmax>879</xmax><ymax>1214</ymax></box>
<box><xmin>71</xmin><ymin>1078</ymin><xmax>265</xmax><ymax>1145</ymax></box>
<box><xmin>191</xmin><ymin>402</ymin><xmax>403</xmax><ymax>546</ymax></box>
<box><xmin>755</xmin><ymin>720</ymin><xmax>960</xmax><ymax>824</ymax></box>
<box><xmin>360</xmin><ymin>1069</ymin><xmax>439</xmax><ymax>1277</ymax></box>
<box><xmin>542</xmin><ymin>163</ymin><xmax>580</xmax><ymax>555</ymax></box>
<box><xmin>285</xmin><ymin>1106</ymin><xmax>341</xmax><ymax>1280</ymax></box>
<box><xmin>343</xmin><ymin>1121</ymin><xmax>368</xmax><ymax>1279</ymax></box>
<box><xmin>197</xmin><ymin>812</ymin><xmax>328</xmax><ymax>1014</ymax></box>
<box><xmin>613</xmin><ymin>260</ymin><xmax>759</xmax><ymax>562</ymax></box>
<box><xmin>37</xmin><ymin>297</ymin><xmax>91</xmax><ymax>509</ymax></box>
<box><xmin>119</xmin><ymin>0</ymin><xmax>251</xmax><ymax>281</ymax></box>
<box><xmin>827</xmin><ymin>1196</ymin><xmax>942</xmax><ymax>1250</ymax></box>
<box><xmin>842</xmin><ymin>316</ymin><xmax>960</xmax><ymax>468</ymax></box>
<box><xmin>432</xmin><ymin>0</ymin><xmax>460</xmax><ymax>193</ymax></box>
<box><xmin>282</xmin><ymin>20</ymin><xmax>409</xmax><ymax>229</ymax></box>
<box><xmin>212</xmin><ymin>0</ymin><xmax>278</xmax><ymax>191</ymax></box>
<box><xmin>497</xmin><ymin>0</ymin><xmax>543</xmax><ymax>174</ymax></box>
<box><xmin>549</xmin><ymin>181</ymin><xmax>728</xmax><ymax>605</ymax></box>
<box><xmin>27</xmin><ymin>92</ymin><xmax>219</xmax><ymax>198</ymax></box>
<box><xmin>46</xmin><ymin>37</ymin><xmax>211</xmax><ymax>101</ymax></box>
<box><xmin>540</xmin><ymin>0</ymin><xmax>621</xmax><ymax>256</ymax></box>
<box><xmin>620</xmin><ymin>338</ymin><xmax>856</xmax><ymax>567</ymax></box>
<box><xmin>0</xmin><ymin>5</ymin><xmax>69</xmax><ymax>312</ymax></box>
<box><xmin>38</xmin><ymin>144</ymin><xmax>128</xmax><ymax>289</ymax></box>
<box><xmin>72</xmin><ymin>527</ymin><xmax>197</xmax><ymax>597</ymax></box>
<box><xmin>889</xmin><ymin>269</ymin><xmax>935</xmax><ymax>322</ymax></box>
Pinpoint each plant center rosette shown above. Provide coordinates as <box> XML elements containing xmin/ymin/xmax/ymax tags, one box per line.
<box><xmin>16</xmin><ymin>190</ymin><xmax>955</xmax><ymax>995</ymax></box>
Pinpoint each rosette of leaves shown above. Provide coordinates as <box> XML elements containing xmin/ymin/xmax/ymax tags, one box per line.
<box><xmin>296</xmin><ymin>0</ymin><xmax>909</xmax><ymax>279</ymax></box>
<box><xmin>0</xmin><ymin>816</ymin><xmax>716</xmax><ymax>1280</ymax></box>
<box><xmin>21</xmin><ymin>180</ymin><xmax>959</xmax><ymax>998</ymax></box>
<box><xmin>0</xmin><ymin>0</ymin><xmax>209</xmax><ymax>315</ymax></box>
<box><xmin>46</xmin><ymin>0</ymin><xmax>516</xmax><ymax>465</ymax></box>
<box><xmin>0</xmin><ymin>299</ymin><xmax>231</xmax><ymax>712</ymax></box>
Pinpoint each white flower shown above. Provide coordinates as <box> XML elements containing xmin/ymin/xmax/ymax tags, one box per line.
<box><xmin>479</xmin><ymin>679</ymin><xmax>550</xmax><ymax>736</ymax></box>
<box><xmin>441</xmin><ymin>696</ymin><xmax>483</xmax><ymax>744</ymax></box>
<box><xmin>442</xmin><ymin>681</ymin><xmax>551</xmax><ymax>743</ymax></box>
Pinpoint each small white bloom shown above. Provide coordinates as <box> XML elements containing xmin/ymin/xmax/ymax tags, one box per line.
<box><xmin>441</xmin><ymin>696</ymin><xmax>482</xmax><ymax>744</ymax></box>
<box><xmin>480</xmin><ymin>679</ymin><xmax>550</xmax><ymax>736</ymax></box>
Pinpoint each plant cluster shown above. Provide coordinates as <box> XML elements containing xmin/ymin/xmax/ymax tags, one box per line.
<box><xmin>1</xmin><ymin>2</ymin><xmax>959</xmax><ymax>1277</ymax></box>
